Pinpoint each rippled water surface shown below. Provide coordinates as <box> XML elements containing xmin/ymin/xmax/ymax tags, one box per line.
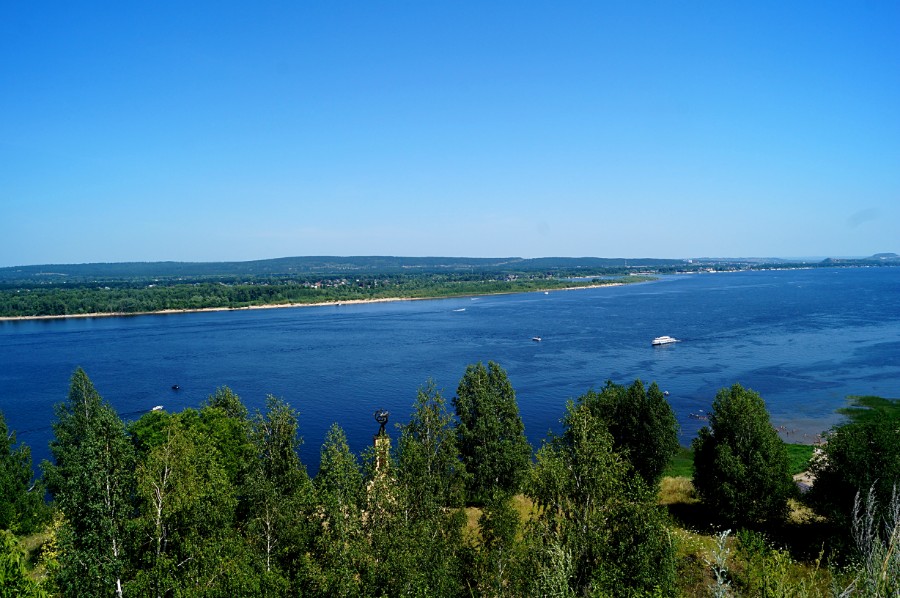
<box><xmin>2</xmin><ymin>267</ymin><xmax>899</xmax><ymax>472</ymax></box>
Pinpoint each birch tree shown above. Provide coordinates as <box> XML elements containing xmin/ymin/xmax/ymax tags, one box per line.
<box><xmin>44</xmin><ymin>368</ymin><xmax>134</xmax><ymax>598</ymax></box>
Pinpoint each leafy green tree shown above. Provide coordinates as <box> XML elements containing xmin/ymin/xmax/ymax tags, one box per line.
<box><xmin>43</xmin><ymin>368</ymin><xmax>134</xmax><ymax>598</ymax></box>
<box><xmin>309</xmin><ymin>424</ymin><xmax>366</xmax><ymax>597</ymax></box>
<box><xmin>0</xmin><ymin>411</ymin><xmax>46</xmax><ymax>534</ymax></box>
<box><xmin>526</xmin><ymin>401</ymin><xmax>676</xmax><ymax>596</ymax></box>
<box><xmin>453</xmin><ymin>362</ymin><xmax>532</xmax><ymax>503</ymax></box>
<box><xmin>206</xmin><ymin>385</ymin><xmax>249</xmax><ymax>420</ymax></box>
<box><xmin>128</xmin><ymin>409</ymin><xmax>255</xmax><ymax>596</ymax></box>
<box><xmin>396</xmin><ymin>382</ymin><xmax>467</xmax><ymax>516</ymax></box>
<box><xmin>129</xmin><ymin>415</ymin><xmax>197</xmax><ymax>596</ymax></box>
<box><xmin>193</xmin><ymin>387</ymin><xmax>255</xmax><ymax>489</ymax></box>
<box><xmin>245</xmin><ymin>396</ymin><xmax>314</xmax><ymax>591</ymax></box>
<box><xmin>808</xmin><ymin>416</ymin><xmax>900</xmax><ymax>533</ymax></box>
<box><xmin>692</xmin><ymin>383</ymin><xmax>794</xmax><ymax>528</ymax></box>
<box><xmin>580</xmin><ymin>379</ymin><xmax>679</xmax><ymax>486</ymax></box>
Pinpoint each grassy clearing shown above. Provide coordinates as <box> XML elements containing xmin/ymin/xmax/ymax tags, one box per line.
<box><xmin>19</xmin><ymin>529</ymin><xmax>52</xmax><ymax>582</ymax></box>
<box><xmin>664</xmin><ymin>446</ymin><xmax>695</xmax><ymax>478</ymax></box>
<box><xmin>660</xmin><ymin>476</ymin><xmax>837</xmax><ymax>596</ymax></box>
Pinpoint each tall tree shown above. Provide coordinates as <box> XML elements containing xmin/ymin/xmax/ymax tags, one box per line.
<box><xmin>526</xmin><ymin>401</ymin><xmax>676</xmax><ymax>596</ymax></box>
<box><xmin>200</xmin><ymin>387</ymin><xmax>254</xmax><ymax>486</ymax></box>
<box><xmin>245</xmin><ymin>396</ymin><xmax>314</xmax><ymax>592</ymax></box>
<box><xmin>129</xmin><ymin>409</ymin><xmax>255</xmax><ymax>596</ymax></box>
<box><xmin>130</xmin><ymin>416</ymin><xmax>197</xmax><ymax>597</ymax></box>
<box><xmin>453</xmin><ymin>361</ymin><xmax>531</xmax><ymax>503</ymax></box>
<box><xmin>0</xmin><ymin>411</ymin><xmax>45</xmax><ymax>534</ymax></box>
<box><xmin>309</xmin><ymin>424</ymin><xmax>366</xmax><ymax>597</ymax></box>
<box><xmin>580</xmin><ymin>379</ymin><xmax>679</xmax><ymax>486</ymax></box>
<box><xmin>396</xmin><ymin>382</ymin><xmax>467</xmax><ymax>517</ymax></box>
<box><xmin>43</xmin><ymin>368</ymin><xmax>134</xmax><ymax>598</ymax></box>
<box><xmin>692</xmin><ymin>383</ymin><xmax>794</xmax><ymax>528</ymax></box>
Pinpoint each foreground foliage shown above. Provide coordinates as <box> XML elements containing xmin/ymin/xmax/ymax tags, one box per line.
<box><xmin>809</xmin><ymin>397</ymin><xmax>900</xmax><ymax>536</ymax></box>
<box><xmin>7</xmin><ymin>367</ymin><xmax>900</xmax><ymax>596</ymax></box>
<box><xmin>0</xmin><ymin>412</ymin><xmax>45</xmax><ymax>535</ymax></box>
<box><xmin>42</xmin><ymin>368</ymin><xmax>134</xmax><ymax>597</ymax></box>
<box><xmin>526</xmin><ymin>401</ymin><xmax>677</xmax><ymax>596</ymax></box>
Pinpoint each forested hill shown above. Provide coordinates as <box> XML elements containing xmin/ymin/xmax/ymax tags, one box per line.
<box><xmin>3</xmin><ymin>253</ymin><xmax>897</xmax><ymax>285</ymax></box>
<box><xmin>0</xmin><ymin>256</ymin><xmax>686</xmax><ymax>283</ymax></box>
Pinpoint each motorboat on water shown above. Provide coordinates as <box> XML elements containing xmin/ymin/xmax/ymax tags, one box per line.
<box><xmin>651</xmin><ymin>335</ymin><xmax>679</xmax><ymax>346</ymax></box>
<box><xmin>151</xmin><ymin>405</ymin><xmax>164</xmax><ymax>412</ymax></box>
<box><xmin>532</xmin><ymin>336</ymin><xmax>542</xmax><ymax>342</ymax></box>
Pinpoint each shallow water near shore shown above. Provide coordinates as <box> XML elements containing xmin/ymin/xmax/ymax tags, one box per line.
<box><xmin>2</xmin><ymin>267</ymin><xmax>899</xmax><ymax>474</ymax></box>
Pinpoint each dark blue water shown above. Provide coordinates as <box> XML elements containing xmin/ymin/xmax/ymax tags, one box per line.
<box><xmin>2</xmin><ymin>267</ymin><xmax>899</xmax><ymax>474</ymax></box>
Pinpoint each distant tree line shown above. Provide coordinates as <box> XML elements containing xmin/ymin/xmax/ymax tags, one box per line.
<box><xmin>0</xmin><ymin>273</ymin><xmax>642</xmax><ymax>318</ymax></box>
<box><xmin>2</xmin><ymin>367</ymin><xmax>899</xmax><ymax>595</ymax></box>
<box><xmin>3</xmin><ymin>255</ymin><xmax>896</xmax><ymax>318</ymax></box>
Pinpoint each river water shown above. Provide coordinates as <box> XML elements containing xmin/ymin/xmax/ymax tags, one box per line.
<box><xmin>2</xmin><ymin>267</ymin><xmax>899</xmax><ymax>472</ymax></box>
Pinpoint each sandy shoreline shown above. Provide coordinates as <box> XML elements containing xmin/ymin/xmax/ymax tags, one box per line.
<box><xmin>0</xmin><ymin>282</ymin><xmax>622</xmax><ymax>322</ymax></box>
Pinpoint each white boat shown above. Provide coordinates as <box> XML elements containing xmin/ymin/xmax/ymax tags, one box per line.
<box><xmin>151</xmin><ymin>405</ymin><xmax>164</xmax><ymax>411</ymax></box>
<box><xmin>532</xmin><ymin>336</ymin><xmax>542</xmax><ymax>342</ymax></box>
<box><xmin>651</xmin><ymin>336</ymin><xmax>679</xmax><ymax>346</ymax></box>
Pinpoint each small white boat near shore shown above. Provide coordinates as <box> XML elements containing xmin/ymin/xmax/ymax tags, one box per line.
<box><xmin>651</xmin><ymin>335</ymin><xmax>679</xmax><ymax>346</ymax></box>
<box><xmin>151</xmin><ymin>405</ymin><xmax>163</xmax><ymax>412</ymax></box>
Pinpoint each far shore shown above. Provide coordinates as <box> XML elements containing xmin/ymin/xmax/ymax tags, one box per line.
<box><xmin>0</xmin><ymin>282</ymin><xmax>624</xmax><ymax>322</ymax></box>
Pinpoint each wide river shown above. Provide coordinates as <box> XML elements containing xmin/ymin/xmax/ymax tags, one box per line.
<box><xmin>2</xmin><ymin>267</ymin><xmax>899</xmax><ymax>473</ymax></box>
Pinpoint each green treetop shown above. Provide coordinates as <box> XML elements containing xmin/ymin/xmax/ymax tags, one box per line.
<box><xmin>453</xmin><ymin>361</ymin><xmax>532</xmax><ymax>503</ymax></box>
<box><xmin>579</xmin><ymin>379</ymin><xmax>679</xmax><ymax>486</ymax></box>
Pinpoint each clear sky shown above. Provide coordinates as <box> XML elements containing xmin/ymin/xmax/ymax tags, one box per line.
<box><xmin>2</xmin><ymin>2</ymin><xmax>898</xmax><ymax>267</ymax></box>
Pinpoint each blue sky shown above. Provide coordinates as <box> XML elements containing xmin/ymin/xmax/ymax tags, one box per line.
<box><xmin>2</xmin><ymin>2</ymin><xmax>898</xmax><ymax>266</ymax></box>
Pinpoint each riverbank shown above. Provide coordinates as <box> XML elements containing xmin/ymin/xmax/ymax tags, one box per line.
<box><xmin>0</xmin><ymin>281</ymin><xmax>624</xmax><ymax>322</ymax></box>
